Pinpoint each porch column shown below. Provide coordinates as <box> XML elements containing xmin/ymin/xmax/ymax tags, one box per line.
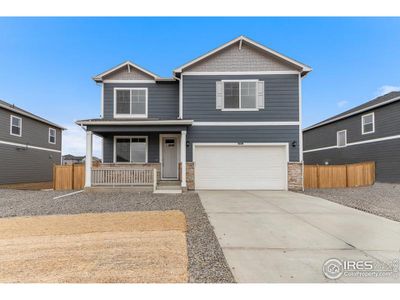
<box><xmin>84</xmin><ymin>130</ymin><xmax>93</xmax><ymax>188</ymax></box>
<box><xmin>180</xmin><ymin>130</ymin><xmax>187</xmax><ymax>188</ymax></box>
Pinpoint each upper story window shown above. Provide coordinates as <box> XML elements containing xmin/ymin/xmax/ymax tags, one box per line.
<box><xmin>337</xmin><ymin>130</ymin><xmax>347</xmax><ymax>147</ymax></box>
<box><xmin>114</xmin><ymin>88</ymin><xmax>147</xmax><ymax>118</ymax></box>
<box><xmin>10</xmin><ymin>115</ymin><xmax>22</xmax><ymax>137</ymax></box>
<box><xmin>362</xmin><ymin>112</ymin><xmax>375</xmax><ymax>134</ymax></box>
<box><xmin>49</xmin><ymin>128</ymin><xmax>56</xmax><ymax>144</ymax></box>
<box><xmin>115</xmin><ymin>136</ymin><xmax>148</xmax><ymax>163</ymax></box>
<box><xmin>216</xmin><ymin>80</ymin><xmax>264</xmax><ymax>111</ymax></box>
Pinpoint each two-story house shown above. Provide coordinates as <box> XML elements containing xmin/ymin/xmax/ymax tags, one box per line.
<box><xmin>0</xmin><ymin>99</ymin><xmax>64</xmax><ymax>185</ymax></box>
<box><xmin>303</xmin><ymin>91</ymin><xmax>400</xmax><ymax>183</ymax></box>
<box><xmin>76</xmin><ymin>36</ymin><xmax>311</xmax><ymax>191</ymax></box>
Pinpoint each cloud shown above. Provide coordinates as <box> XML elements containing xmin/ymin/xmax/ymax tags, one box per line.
<box><xmin>337</xmin><ymin>100</ymin><xmax>349</xmax><ymax>108</ymax></box>
<box><xmin>61</xmin><ymin>123</ymin><xmax>102</xmax><ymax>159</ymax></box>
<box><xmin>376</xmin><ymin>85</ymin><xmax>400</xmax><ymax>96</ymax></box>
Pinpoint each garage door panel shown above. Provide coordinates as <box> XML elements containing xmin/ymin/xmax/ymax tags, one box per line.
<box><xmin>195</xmin><ymin>145</ymin><xmax>287</xmax><ymax>190</ymax></box>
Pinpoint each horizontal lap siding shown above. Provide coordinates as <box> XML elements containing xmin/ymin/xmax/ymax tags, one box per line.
<box><xmin>0</xmin><ymin>108</ymin><xmax>62</xmax><ymax>150</ymax></box>
<box><xmin>103</xmin><ymin>82</ymin><xmax>179</xmax><ymax>120</ymax></box>
<box><xmin>303</xmin><ymin>139</ymin><xmax>400</xmax><ymax>183</ymax></box>
<box><xmin>0</xmin><ymin>144</ymin><xmax>60</xmax><ymax>184</ymax></box>
<box><xmin>303</xmin><ymin>101</ymin><xmax>400</xmax><ymax>150</ymax></box>
<box><xmin>102</xmin><ymin>133</ymin><xmax>160</xmax><ymax>163</ymax></box>
<box><xmin>187</xmin><ymin>126</ymin><xmax>300</xmax><ymax>162</ymax></box>
<box><xmin>183</xmin><ymin>74</ymin><xmax>299</xmax><ymax>121</ymax></box>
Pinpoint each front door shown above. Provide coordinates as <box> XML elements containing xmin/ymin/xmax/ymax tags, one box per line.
<box><xmin>162</xmin><ymin>137</ymin><xmax>178</xmax><ymax>179</ymax></box>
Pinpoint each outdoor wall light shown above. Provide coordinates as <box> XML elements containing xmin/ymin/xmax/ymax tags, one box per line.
<box><xmin>186</xmin><ymin>141</ymin><xmax>190</xmax><ymax>147</ymax></box>
<box><xmin>292</xmin><ymin>141</ymin><xmax>297</xmax><ymax>148</ymax></box>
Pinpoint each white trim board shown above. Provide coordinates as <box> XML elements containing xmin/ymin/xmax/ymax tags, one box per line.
<box><xmin>93</xmin><ymin>61</ymin><xmax>160</xmax><ymax>82</ymax></box>
<box><xmin>182</xmin><ymin>71</ymin><xmax>300</xmax><ymax>75</ymax></box>
<box><xmin>113</xmin><ymin>135</ymin><xmax>148</xmax><ymax>164</ymax></box>
<box><xmin>76</xmin><ymin>120</ymin><xmax>193</xmax><ymax>126</ymax></box>
<box><xmin>192</xmin><ymin>121</ymin><xmax>299</xmax><ymax>126</ymax></box>
<box><xmin>159</xmin><ymin>133</ymin><xmax>181</xmax><ymax>180</ymax></box>
<box><xmin>0</xmin><ymin>139</ymin><xmax>61</xmax><ymax>153</ymax></box>
<box><xmin>103</xmin><ymin>80</ymin><xmax>156</xmax><ymax>83</ymax></box>
<box><xmin>303</xmin><ymin>134</ymin><xmax>400</xmax><ymax>153</ymax></box>
<box><xmin>174</xmin><ymin>35</ymin><xmax>311</xmax><ymax>74</ymax></box>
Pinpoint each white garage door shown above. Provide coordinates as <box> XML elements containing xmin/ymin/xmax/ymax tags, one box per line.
<box><xmin>194</xmin><ymin>144</ymin><xmax>288</xmax><ymax>190</ymax></box>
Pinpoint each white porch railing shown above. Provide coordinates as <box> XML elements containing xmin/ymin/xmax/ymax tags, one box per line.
<box><xmin>91</xmin><ymin>167</ymin><xmax>155</xmax><ymax>186</ymax></box>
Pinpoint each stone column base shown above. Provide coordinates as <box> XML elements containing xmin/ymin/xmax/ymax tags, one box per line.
<box><xmin>288</xmin><ymin>162</ymin><xmax>304</xmax><ymax>191</ymax></box>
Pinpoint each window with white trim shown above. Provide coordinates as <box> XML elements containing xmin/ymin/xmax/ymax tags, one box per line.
<box><xmin>337</xmin><ymin>130</ymin><xmax>347</xmax><ymax>147</ymax></box>
<box><xmin>362</xmin><ymin>112</ymin><xmax>375</xmax><ymax>134</ymax></box>
<box><xmin>10</xmin><ymin>115</ymin><xmax>22</xmax><ymax>137</ymax></box>
<box><xmin>114</xmin><ymin>88</ymin><xmax>147</xmax><ymax>117</ymax></box>
<box><xmin>219</xmin><ymin>80</ymin><xmax>263</xmax><ymax>110</ymax></box>
<box><xmin>115</xmin><ymin>137</ymin><xmax>147</xmax><ymax>163</ymax></box>
<box><xmin>49</xmin><ymin>128</ymin><xmax>56</xmax><ymax>144</ymax></box>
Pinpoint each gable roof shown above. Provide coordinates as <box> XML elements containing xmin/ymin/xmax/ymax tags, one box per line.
<box><xmin>93</xmin><ymin>61</ymin><xmax>162</xmax><ymax>82</ymax></box>
<box><xmin>0</xmin><ymin>99</ymin><xmax>65</xmax><ymax>130</ymax></box>
<box><xmin>173</xmin><ymin>35</ymin><xmax>312</xmax><ymax>76</ymax></box>
<box><xmin>303</xmin><ymin>91</ymin><xmax>400</xmax><ymax>132</ymax></box>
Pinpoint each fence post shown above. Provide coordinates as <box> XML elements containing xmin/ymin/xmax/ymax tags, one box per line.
<box><xmin>316</xmin><ymin>165</ymin><xmax>320</xmax><ymax>189</ymax></box>
<box><xmin>53</xmin><ymin>164</ymin><xmax>56</xmax><ymax>190</ymax></box>
<box><xmin>153</xmin><ymin>169</ymin><xmax>157</xmax><ymax>192</ymax></box>
<box><xmin>345</xmin><ymin>164</ymin><xmax>349</xmax><ymax>187</ymax></box>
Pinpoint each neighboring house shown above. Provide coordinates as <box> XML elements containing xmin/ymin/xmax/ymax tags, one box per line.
<box><xmin>76</xmin><ymin>35</ymin><xmax>312</xmax><ymax>191</ymax></box>
<box><xmin>0</xmin><ymin>99</ymin><xmax>64</xmax><ymax>185</ymax></box>
<box><xmin>303</xmin><ymin>91</ymin><xmax>400</xmax><ymax>183</ymax></box>
<box><xmin>62</xmin><ymin>154</ymin><xmax>101</xmax><ymax>165</ymax></box>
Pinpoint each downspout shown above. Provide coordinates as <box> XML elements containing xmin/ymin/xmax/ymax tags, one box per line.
<box><xmin>174</xmin><ymin>75</ymin><xmax>183</xmax><ymax>119</ymax></box>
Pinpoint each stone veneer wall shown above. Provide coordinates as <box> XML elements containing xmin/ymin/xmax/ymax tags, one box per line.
<box><xmin>288</xmin><ymin>162</ymin><xmax>303</xmax><ymax>191</ymax></box>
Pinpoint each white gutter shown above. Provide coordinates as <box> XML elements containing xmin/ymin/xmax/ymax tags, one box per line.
<box><xmin>76</xmin><ymin>120</ymin><xmax>193</xmax><ymax>126</ymax></box>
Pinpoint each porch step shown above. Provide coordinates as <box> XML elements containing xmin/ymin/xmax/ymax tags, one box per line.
<box><xmin>158</xmin><ymin>180</ymin><xmax>181</xmax><ymax>186</ymax></box>
<box><xmin>154</xmin><ymin>183</ymin><xmax>182</xmax><ymax>194</ymax></box>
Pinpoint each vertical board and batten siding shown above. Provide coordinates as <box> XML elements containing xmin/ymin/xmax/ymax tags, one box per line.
<box><xmin>0</xmin><ymin>107</ymin><xmax>62</xmax><ymax>185</ymax></box>
<box><xmin>303</xmin><ymin>101</ymin><xmax>400</xmax><ymax>183</ymax></box>
<box><xmin>304</xmin><ymin>162</ymin><xmax>375</xmax><ymax>189</ymax></box>
<box><xmin>183</xmin><ymin>74</ymin><xmax>299</xmax><ymax>121</ymax></box>
<box><xmin>102</xmin><ymin>82</ymin><xmax>179</xmax><ymax>120</ymax></box>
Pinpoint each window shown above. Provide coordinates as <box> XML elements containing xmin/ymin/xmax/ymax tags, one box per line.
<box><xmin>337</xmin><ymin>130</ymin><xmax>347</xmax><ymax>147</ymax></box>
<box><xmin>115</xmin><ymin>136</ymin><xmax>148</xmax><ymax>163</ymax></box>
<box><xmin>223</xmin><ymin>80</ymin><xmax>258</xmax><ymax>110</ymax></box>
<box><xmin>362</xmin><ymin>112</ymin><xmax>375</xmax><ymax>134</ymax></box>
<box><xmin>49</xmin><ymin>128</ymin><xmax>56</xmax><ymax>144</ymax></box>
<box><xmin>10</xmin><ymin>115</ymin><xmax>22</xmax><ymax>137</ymax></box>
<box><xmin>114</xmin><ymin>88</ymin><xmax>147</xmax><ymax>117</ymax></box>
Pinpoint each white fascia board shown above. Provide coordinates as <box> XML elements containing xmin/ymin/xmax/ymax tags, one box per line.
<box><xmin>0</xmin><ymin>102</ymin><xmax>65</xmax><ymax>130</ymax></box>
<box><xmin>173</xmin><ymin>35</ymin><xmax>311</xmax><ymax>74</ymax></box>
<box><xmin>182</xmin><ymin>71</ymin><xmax>300</xmax><ymax>75</ymax></box>
<box><xmin>76</xmin><ymin>120</ymin><xmax>193</xmax><ymax>126</ymax></box>
<box><xmin>103</xmin><ymin>80</ymin><xmax>156</xmax><ymax>83</ymax></box>
<box><xmin>193</xmin><ymin>121</ymin><xmax>299</xmax><ymax>126</ymax></box>
<box><xmin>0</xmin><ymin>139</ymin><xmax>61</xmax><ymax>153</ymax></box>
<box><xmin>93</xmin><ymin>61</ymin><xmax>160</xmax><ymax>82</ymax></box>
<box><xmin>304</xmin><ymin>96</ymin><xmax>400</xmax><ymax>132</ymax></box>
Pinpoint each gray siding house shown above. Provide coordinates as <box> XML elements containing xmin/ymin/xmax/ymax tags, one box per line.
<box><xmin>77</xmin><ymin>36</ymin><xmax>311</xmax><ymax>191</ymax></box>
<box><xmin>303</xmin><ymin>91</ymin><xmax>400</xmax><ymax>183</ymax></box>
<box><xmin>0</xmin><ymin>100</ymin><xmax>64</xmax><ymax>185</ymax></box>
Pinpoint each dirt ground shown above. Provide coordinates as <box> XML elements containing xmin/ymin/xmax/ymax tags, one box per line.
<box><xmin>0</xmin><ymin>182</ymin><xmax>53</xmax><ymax>190</ymax></box>
<box><xmin>0</xmin><ymin>211</ymin><xmax>188</xmax><ymax>283</ymax></box>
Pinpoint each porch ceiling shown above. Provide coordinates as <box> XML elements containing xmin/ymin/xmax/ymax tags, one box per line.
<box><xmin>86</xmin><ymin>125</ymin><xmax>189</xmax><ymax>136</ymax></box>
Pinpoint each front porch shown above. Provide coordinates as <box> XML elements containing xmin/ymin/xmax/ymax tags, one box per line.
<box><xmin>81</xmin><ymin>120</ymin><xmax>192</xmax><ymax>191</ymax></box>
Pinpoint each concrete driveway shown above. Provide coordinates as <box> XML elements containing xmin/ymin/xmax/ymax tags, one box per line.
<box><xmin>199</xmin><ymin>190</ymin><xmax>400</xmax><ymax>283</ymax></box>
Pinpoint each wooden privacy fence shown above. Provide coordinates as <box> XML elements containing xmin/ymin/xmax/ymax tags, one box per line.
<box><xmin>53</xmin><ymin>164</ymin><xmax>85</xmax><ymax>190</ymax></box>
<box><xmin>304</xmin><ymin>161</ymin><xmax>375</xmax><ymax>189</ymax></box>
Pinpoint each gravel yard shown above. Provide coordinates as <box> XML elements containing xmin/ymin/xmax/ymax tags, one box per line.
<box><xmin>303</xmin><ymin>183</ymin><xmax>400</xmax><ymax>222</ymax></box>
<box><xmin>0</xmin><ymin>189</ymin><xmax>234</xmax><ymax>283</ymax></box>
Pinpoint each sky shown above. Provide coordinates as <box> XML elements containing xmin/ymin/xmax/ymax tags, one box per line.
<box><xmin>1</xmin><ymin>17</ymin><xmax>400</xmax><ymax>158</ymax></box>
